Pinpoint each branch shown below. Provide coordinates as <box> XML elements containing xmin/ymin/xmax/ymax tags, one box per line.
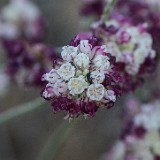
<box><xmin>0</xmin><ymin>97</ymin><xmax>45</xmax><ymax>125</ymax></box>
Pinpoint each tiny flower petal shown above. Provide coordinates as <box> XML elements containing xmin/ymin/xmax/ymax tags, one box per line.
<box><xmin>74</xmin><ymin>53</ymin><xmax>90</xmax><ymax>69</ymax></box>
<box><xmin>90</xmin><ymin>70</ymin><xmax>105</xmax><ymax>84</ymax></box>
<box><xmin>42</xmin><ymin>69</ymin><xmax>60</xmax><ymax>83</ymax></box>
<box><xmin>78</xmin><ymin>40</ymin><xmax>92</xmax><ymax>54</ymax></box>
<box><xmin>93</xmin><ymin>55</ymin><xmax>110</xmax><ymax>71</ymax></box>
<box><xmin>61</xmin><ymin>46</ymin><xmax>78</xmax><ymax>61</ymax></box>
<box><xmin>87</xmin><ymin>84</ymin><xmax>105</xmax><ymax>101</ymax></box>
<box><xmin>57</xmin><ymin>62</ymin><xmax>75</xmax><ymax>81</ymax></box>
<box><xmin>68</xmin><ymin>76</ymin><xmax>88</xmax><ymax>95</ymax></box>
<box><xmin>53</xmin><ymin>80</ymin><xmax>68</xmax><ymax>96</ymax></box>
<box><xmin>105</xmin><ymin>90</ymin><xmax>116</xmax><ymax>102</ymax></box>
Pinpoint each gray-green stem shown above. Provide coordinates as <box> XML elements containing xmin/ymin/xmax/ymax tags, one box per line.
<box><xmin>0</xmin><ymin>97</ymin><xmax>45</xmax><ymax>125</ymax></box>
<box><xmin>37</xmin><ymin>120</ymin><xmax>77</xmax><ymax>160</ymax></box>
<box><xmin>101</xmin><ymin>0</ymin><xmax>117</xmax><ymax>22</ymax></box>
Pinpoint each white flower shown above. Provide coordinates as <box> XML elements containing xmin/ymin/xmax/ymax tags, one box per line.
<box><xmin>74</xmin><ymin>53</ymin><xmax>90</xmax><ymax>69</ymax></box>
<box><xmin>134</xmin><ymin>47</ymin><xmax>148</xmax><ymax>65</ymax></box>
<box><xmin>0</xmin><ymin>22</ymin><xmax>19</xmax><ymax>39</ymax></box>
<box><xmin>68</xmin><ymin>76</ymin><xmax>88</xmax><ymax>95</ymax></box>
<box><xmin>57</xmin><ymin>62</ymin><xmax>75</xmax><ymax>81</ymax></box>
<box><xmin>122</xmin><ymin>51</ymin><xmax>133</xmax><ymax>64</ymax></box>
<box><xmin>93</xmin><ymin>55</ymin><xmax>110</xmax><ymax>71</ymax></box>
<box><xmin>43</xmin><ymin>83</ymin><xmax>55</xmax><ymax>98</ymax></box>
<box><xmin>78</xmin><ymin>40</ymin><xmax>92</xmax><ymax>54</ymax></box>
<box><xmin>109</xmin><ymin>141</ymin><xmax>126</xmax><ymax>160</ymax></box>
<box><xmin>126</xmin><ymin>27</ymin><xmax>140</xmax><ymax>44</ymax></box>
<box><xmin>87</xmin><ymin>84</ymin><xmax>105</xmax><ymax>101</ymax></box>
<box><xmin>149</xmin><ymin>49</ymin><xmax>156</xmax><ymax>59</ymax></box>
<box><xmin>105</xmin><ymin>90</ymin><xmax>116</xmax><ymax>102</ymax></box>
<box><xmin>42</xmin><ymin>69</ymin><xmax>60</xmax><ymax>83</ymax></box>
<box><xmin>139</xmin><ymin>33</ymin><xmax>153</xmax><ymax>49</ymax></box>
<box><xmin>53</xmin><ymin>80</ymin><xmax>68</xmax><ymax>96</ymax></box>
<box><xmin>90</xmin><ymin>70</ymin><xmax>105</xmax><ymax>84</ymax></box>
<box><xmin>2</xmin><ymin>0</ymin><xmax>40</xmax><ymax>23</ymax></box>
<box><xmin>134</xmin><ymin>103</ymin><xmax>160</xmax><ymax>130</ymax></box>
<box><xmin>145</xmin><ymin>131</ymin><xmax>160</xmax><ymax>155</ymax></box>
<box><xmin>61</xmin><ymin>46</ymin><xmax>78</xmax><ymax>61</ymax></box>
<box><xmin>106</xmin><ymin>42</ymin><xmax>121</xmax><ymax>61</ymax></box>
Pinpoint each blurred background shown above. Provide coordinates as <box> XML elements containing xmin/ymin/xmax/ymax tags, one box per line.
<box><xmin>0</xmin><ymin>0</ymin><xmax>123</xmax><ymax>160</ymax></box>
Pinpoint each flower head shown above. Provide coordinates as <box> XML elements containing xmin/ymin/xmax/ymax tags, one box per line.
<box><xmin>102</xmin><ymin>100</ymin><xmax>160</xmax><ymax>160</ymax></box>
<box><xmin>0</xmin><ymin>0</ymin><xmax>45</xmax><ymax>41</ymax></box>
<box><xmin>92</xmin><ymin>19</ymin><xmax>156</xmax><ymax>92</ymax></box>
<box><xmin>42</xmin><ymin>34</ymin><xmax>122</xmax><ymax>118</ymax></box>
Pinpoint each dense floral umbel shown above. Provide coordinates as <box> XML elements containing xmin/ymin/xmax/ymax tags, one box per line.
<box><xmin>42</xmin><ymin>34</ymin><xmax>122</xmax><ymax>118</ymax></box>
<box><xmin>92</xmin><ymin>19</ymin><xmax>156</xmax><ymax>91</ymax></box>
<box><xmin>3</xmin><ymin>39</ymin><xmax>57</xmax><ymax>87</ymax></box>
<box><xmin>102</xmin><ymin>100</ymin><xmax>160</xmax><ymax>160</ymax></box>
<box><xmin>81</xmin><ymin>0</ymin><xmax>160</xmax><ymax>53</ymax></box>
<box><xmin>0</xmin><ymin>0</ymin><xmax>45</xmax><ymax>42</ymax></box>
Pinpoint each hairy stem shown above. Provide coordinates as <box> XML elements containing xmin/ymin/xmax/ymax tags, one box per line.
<box><xmin>101</xmin><ymin>0</ymin><xmax>117</xmax><ymax>22</ymax></box>
<box><xmin>0</xmin><ymin>97</ymin><xmax>45</xmax><ymax>125</ymax></box>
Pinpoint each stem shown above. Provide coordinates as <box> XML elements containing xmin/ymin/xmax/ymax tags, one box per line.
<box><xmin>101</xmin><ymin>0</ymin><xmax>117</xmax><ymax>22</ymax></box>
<box><xmin>37</xmin><ymin>120</ymin><xmax>77</xmax><ymax>160</ymax></box>
<box><xmin>0</xmin><ymin>97</ymin><xmax>45</xmax><ymax>125</ymax></box>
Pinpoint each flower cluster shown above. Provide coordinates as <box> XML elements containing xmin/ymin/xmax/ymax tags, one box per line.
<box><xmin>92</xmin><ymin>19</ymin><xmax>156</xmax><ymax>91</ymax></box>
<box><xmin>3</xmin><ymin>39</ymin><xmax>57</xmax><ymax>87</ymax></box>
<box><xmin>0</xmin><ymin>0</ymin><xmax>45</xmax><ymax>42</ymax></box>
<box><xmin>81</xmin><ymin>0</ymin><xmax>160</xmax><ymax>53</ymax></box>
<box><xmin>41</xmin><ymin>34</ymin><xmax>122</xmax><ymax>118</ymax></box>
<box><xmin>102</xmin><ymin>100</ymin><xmax>160</xmax><ymax>160</ymax></box>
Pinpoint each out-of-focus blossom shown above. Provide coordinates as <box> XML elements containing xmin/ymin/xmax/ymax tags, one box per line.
<box><xmin>92</xmin><ymin>19</ymin><xmax>156</xmax><ymax>91</ymax></box>
<box><xmin>41</xmin><ymin>33</ymin><xmax>122</xmax><ymax>119</ymax></box>
<box><xmin>102</xmin><ymin>100</ymin><xmax>160</xmax><ymax>160</ymax></box>
<box><xmin>3</xmin><ymin>40</ymin><xmax>57</xmax><ymax>87</ymax></box>
<box><xmin>0</xmin><ymin>0</ymin><xmax>45</xmax><ymax>41</ymax></box>
<box><xmin>81</xmin><ymin>0</ymin><xmax>160</xmax><ymax>53</ymax></box>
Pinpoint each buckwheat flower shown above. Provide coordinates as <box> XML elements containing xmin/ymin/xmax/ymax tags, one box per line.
<box><xmin>57</xmin><ymin>62</ymin><xmax>75</xmax><ymax>81</ymax></box>
<box><xmin>0</xmin><ymin>22</ymin><xmax>19</xmax><ymax>39</ymax></box>
<box><xmin>102</xmin><ymin>100</ymin><xmax>160</xmax><ymax>160</ymax></box>
<box><xmin>145</xmin><ymin>131</ymin><xmax>160</xmax><ymax>156</ymax></box>
<box><xmin>42</xmin><ymin>34</ymin><xmax>122</xmax><ymax>118</ymax></box>
<box><xmin>87</xmin><ymin>84</ymin><xmax>105</xmax><ymax>101</ymax></box>
<box><xmin>0</xmin><ymin>0</ymin><xmax>45</xmax><ymax>41</ymax></box>
<box><xmin>105</xmin><ymin>90</ymin><xmax>116</xmax><ymax>102</ymax></box>
<box><xmin>92</xmin><ymin>19</ymin><xmax>156</xmax><ymax>91</ymax></box>
<box><xmin>42</xmin><ymin>83</ymin><xmax>55</xmax><ymax>99</ymax></box>
<box><xmin>42</xmin><ymin>69</ymin><xmax>60</xmax><ymax>84</ymax></box>
<box><xmin>3</xmin><ymin>40</ymin><xmax>57</xmax><ymax>87</ymax></box>
<box><xmin>54</xmin><ymin>80</ymin><xmax>68</xmax><ymax>96</ymax></box>
<box><xmin>78</xmin><ymin>40</ymin><xmax>92</xmax><ymax>54</ymax></box>
<box><xmin>134</xmin><ymin>102</ymin><xmax>160</xmax><ymax>130</ymax></box>
<box><xmin>74</xmin><ymin>53</ymin><xmax>90</xmax><ymax>69</ymax></box>
<box><xmin>90</xmin><ymin>70</ymin><xmax>105</xmax><ymax>84</ymax></box>
<box><xmin>61</xmin><ymin>46</ymin><xmax>78</xmax><ymax>62</ymax></box>
<box><xmin>93</xmin><ymin>55</ymin><xmax>110</xmax><ymax>71</ymax></box>
<box><xmin>68</xmin><ymin>76</ymin><xmax>88</xmax><ymax>95</ymax></box>
<box><xmin>81</xmin><ymin>0</ymin><xmax>160</xmax><ymax>53</ymax></box>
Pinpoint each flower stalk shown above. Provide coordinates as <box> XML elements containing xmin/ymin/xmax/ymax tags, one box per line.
<box><xmin>101</xmin><ymin>0</ymin><xmax>117</xmax><ymax>22</ymax></box>
<box><xmin>37</xmin><ymin>120</ymin><xmax>77</xmax><ymax>160</ymax></box>
<box><xmin>0</xmin><ymin>97</ymin><xmax>45</xmax><ymax>125</ymax></box>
